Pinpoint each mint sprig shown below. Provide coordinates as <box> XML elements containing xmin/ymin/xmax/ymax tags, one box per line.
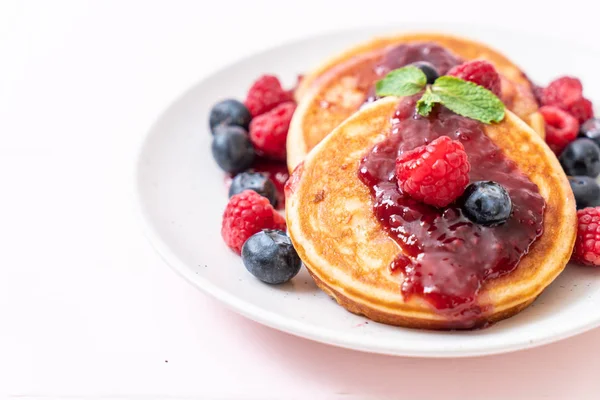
<box><xmin>375</xmin><ymin>68</ymin><xmax>505</xmax><ymax>124</ymax></box>
<box><xmin>420</xmin><ymin>77</ymin><xmax>505</xmax><ymax>123</ymax></box>
<box><xmin>416</xmin><ymin>86</ymin><xmax>440</xmax><ymax>116</ymax></box>
<box><xmin>375</xmin><ymin>66</ymin><xmax>427</xmax><ymax>97</ymax></box>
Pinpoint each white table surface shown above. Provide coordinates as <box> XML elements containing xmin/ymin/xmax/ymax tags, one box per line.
<box><xmin>3</xmin><ymin>1</ymin><xmax>600</xmax><ymax>399</ymax></box>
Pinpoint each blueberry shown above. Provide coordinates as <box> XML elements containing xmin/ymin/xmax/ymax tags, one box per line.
<box><xmin>211</xmin><ymin>125</ymin><xmax>255</xmax><ymax>173</ymax></box>
<box><xmin>209</xmin><ymin>99</ymin><xmax>252</xmax><ymax>134</ymax></box>
<box><xmin>568</xmin><ymin>176</ymin><xmax>600</xmax><ymax>209</ymax></box>
<box><xmin>411</xmin><ymin>61</ymin><xmax>439</xmax><ymax>84</ymax></box>
<box><xmin>241</xmin><ymin>230</ymin><xmax>302</xmax><ymax>284</ymax></box>
<box><xmin>461</xmin><ymin>181</ymin><xmax>512</xmax><ymax>226</ymax></box>
<box><xmin>229</xmin><ymin>172</ymin><xmax>277</xmax><ymax>207</ymax></box>
<box><xmin>579</xmin><ymin>118</ymin><xmax>600</xmax><ymax>147</ymax></box>
<box><xmin>559</xmin><ymin>138</ymin><xmax>600</xmax><ymax>178</ymax></box>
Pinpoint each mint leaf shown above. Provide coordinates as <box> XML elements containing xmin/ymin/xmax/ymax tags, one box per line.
<box><xmin>429</xmin><ymin>76</ymin><xmax>505</xmax><ymax>123</ymax></box>
<box><xmin>375</xmin><ymin>66</ymin><xmax>427</xmax><ymax>97</ymax></box>
<box><xmin>416</xmin><ymin>86</ymin><xmax>441</xmax><ymax>117</ymax></box>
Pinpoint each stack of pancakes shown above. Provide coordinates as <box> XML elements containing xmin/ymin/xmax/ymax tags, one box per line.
<box><xmin>285</xmin><ymin>33</ymin><xmax>577</xmax><ymax>329</ymax></box>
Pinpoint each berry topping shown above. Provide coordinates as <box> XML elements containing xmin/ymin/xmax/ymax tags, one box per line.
<box><xmin>559</xmin><ymin>138</ymin><xmax>600</xmax><ymax>178</ymax></box>
<box><xmin>568</xmin><ymin>176</ymin><xmax>600</xmax><ymax>210</ymax></box>
<box><xmin>461</xmin><ymin>181</ymin><xmax>512</xmax><ymax>226</ymax></box>
<box><xmin>541</xmin><ymin>77</ymin><xmax>583</xmax><ymax>109</ymax></box>
<box><xmin>358</xmin><ymin>96</ymin><xmax>545</xmax><ymax>318</ymax></box>
<box><xmin>395</xmin><ymin>136</ymin><xmax>470</xmax><ymax>208</ymax></box>
<box><xmin>211</xmin><ymin>125</ymin><xmax>255</xmax><ymax>173</ymax></box>
<box><xmin>221</xmin><ymin>190</ymin><xmax>286</xmax><ymax>254</ymax></box>
<box><xmin>447</xmin><ymin>60</ymin><xmax>502</xmax><ymax>97</ymax></box>
<box><xmin>241</xmin><ymin>230</ymin><xmax>302</xmax><ymax>284</ymax></box>
<box><xmin>539</xmin><ymin>106</ymin><xmax>579</xmax><ymax>154</ymax></box>
<box><xmin>209</xmin><ymin>99</ymin><xmax>252</xmax><ymax>133</ymax></box>
<box><xmin>572</xmin><ymin>207</ymin><xmax>600</xmax><ymax>266</ymax></box>
<box><xmin>411</xmin><ymin>61</ymin><xmax>439</xmax><ymax>84</ymax></box>
<box><xmin>567</xmin><ymin>97</ymin><xmax>594</xmax><ymax>124</ymax></box>
<box><xmin>580</xmin><ymin>117</ymin><xmax>600</xmax><ymax>146</ymax></box>
<box><xmin>381</xmin><ymin>43</ymin><xmax>461</xmax><ymax>76</ymax></box>
<box><xmin>249</xmin><ymin>101</ymin><xmax>296</xmax><ymax>161</ymax></box>
<box><xmin>244</xmin><ymin>75</ymin><xmax>293</xmax><ymax>117</ymax></box>
<box><xmin>229</xmin><ymin>172</ymin><xmax>277</xmax><ymax>207</ymax></box>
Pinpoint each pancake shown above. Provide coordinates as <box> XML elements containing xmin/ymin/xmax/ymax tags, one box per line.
<box><xmin>285</xmin><ymin>97</ymin><xmax>576</xmax><ymax>330</ymax></box>
<box><xmin>288</xmin><ymin>32</ymin><xmax>543</xmax><ymax>172</ymax></box>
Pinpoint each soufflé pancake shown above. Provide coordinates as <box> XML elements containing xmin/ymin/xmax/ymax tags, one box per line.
<box><xmin>285</xmin><ymin>96</ymin><xmax>576</xmax><ymax>329</ymax></box>
<box><xmin>288</xmin><ymin>33</ymin><xmax>544</xmax><ymax>172</ymax></box>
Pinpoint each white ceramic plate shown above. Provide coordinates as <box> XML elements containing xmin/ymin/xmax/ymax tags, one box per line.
<box><xmin>136</xmin><ymin>24</ymin><xmax>600</xmax><ymax>357</ymax></box>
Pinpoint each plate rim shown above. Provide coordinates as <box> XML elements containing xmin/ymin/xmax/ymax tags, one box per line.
<box><xmin>134</xmin><ymin>23</ymin><xmax>600</xmax><ymax>358</ymax></box>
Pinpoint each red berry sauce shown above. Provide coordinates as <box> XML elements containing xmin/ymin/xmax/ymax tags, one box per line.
<box><xmin>379</xmin><ymin>43</ymin><xmax>462</xmax><ymax>76</ymax></box>
<box><xmin>363</xmin><ymin>43</ymin><xmax>462</xmax><ymax>104</ymax></box>
<box><xmin>357</xmin><ymin>96</ymin><xmax>545</xmax><ymax>327</ymax></box>
<box><xmin>284</xmin><ymin>161</ymin><xmax>304</xmax><ymax>198</ymax></box>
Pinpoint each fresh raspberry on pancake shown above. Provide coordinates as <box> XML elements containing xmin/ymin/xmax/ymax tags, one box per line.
<box><xmin>245</xmin><ymin>75</ymin><xmax>293</xmax><ymax>117</ymax></box>
<box><xmin>572</xmin><ymin>207</ymin><xmax>600</xmax><ymax>266</ymax></box>
<box><xmin>447</xmin><ymin>60</ymin><xmax>502</xmax><ymax>97</ymax></box>
<box><xmin>539</xmin><ymin>106</ymin><xmax>579</xmax><ymax>154</ymax></box>
<box><xmin>396</xmin><ymin>136</ymin><xmax>470</xmax><ymax>208</ymax></box>
<box><xmin>221</xmin><ymin>190</ymin><xmax>286</xmax><ymax>254</ymax></box>
<box><xmin>249</xmin><ymin>101</ymin><xmax>296</xmax><ymax>161</ymax></box>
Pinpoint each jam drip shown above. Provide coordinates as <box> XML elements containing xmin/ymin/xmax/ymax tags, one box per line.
<box><xmin>357</xmin><ymin>96</ymin><xmax>545</xmax><ymax>324</ymax></box>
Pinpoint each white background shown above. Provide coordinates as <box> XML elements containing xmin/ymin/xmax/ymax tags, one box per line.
<box><xmin>2</xmin><ymin>1</ymin><xmax>600</xmax><ymax>399</ymax></box>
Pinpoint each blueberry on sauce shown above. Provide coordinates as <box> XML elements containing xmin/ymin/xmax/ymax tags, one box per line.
<box><xmin>410</xmin><ymin>61</ymin><xmax>439</xmax><ymax>84</ymax></box>
<box><xmin>461</xmin><ymin>181</ymin><xmax>512</xmax><ymax>226</ymax></box>
<box><xmin>361</xmin><ymin>43</ymin><xmax>461</xmax><ymax>107</ymax></box>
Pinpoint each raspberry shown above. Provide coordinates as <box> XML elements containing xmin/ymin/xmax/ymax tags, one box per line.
<box><xmin>245</xmin><ymin>75</ymin><xmax>293</xmax><ymax>117</ymax></box>
<box><xmin>572</xmin><ymin>207</ymin><xmax>600</xmax><ymax>266</ymax></box>
<box><xmin>539</xmin><ymin>106</ymin><xmax>579</xmax><ymax>154</ymax></box>
<box><xmin>447</xmin><ymin>60</ymin><xmax>502</xmax><ymax>97</ymax></box>
<box><xmin>249</xmin><ymin>102</ymin><xmax>296</xmax><ymax>161</ymax></box>
<box><xmin>396</xmin><ymin>136</ymin><xmax>471</xmax><ymax>208</ymax></box>
<box><xmin>541</xmin><ymin>77</ymin><xmax>583</xmax><ymax>110</ymax></box>
<box><xmin>566</xmin><ymin>97</ymin><xmax>594</xmax><ymax>124</ymax></box>
<box><xmin>221</xmin><ymin>190</ymin><xmax>286</xmax><ymax>254</ymax></box>
<box><xmin>540</xmin><ymin>77</ymin><xmax>594</xmax><ymax>124</ymax></box>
